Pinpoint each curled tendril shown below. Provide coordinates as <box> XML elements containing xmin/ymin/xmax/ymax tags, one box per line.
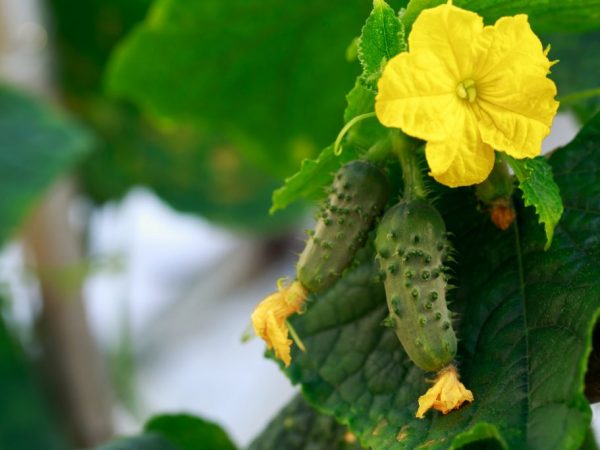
<box><xmin>333</xmin><ymin>112</ymin><xmax>377</xmax><ymax>156</ymax></box>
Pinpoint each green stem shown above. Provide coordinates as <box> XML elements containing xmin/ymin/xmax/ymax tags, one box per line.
<box><xmin>286</xmin><ymin>320</ymin><xmax>306</xmax><ymax>352</ymax></box>
<box><xmin>475</xmin><ymin>156</ymin><xmax>514</xmax><ymax>204</ymax></box>
<box><xmin>364</xmin><ymin>138</ymin><xmax>392</xmax><ymax>165</ymax></box>
<box><xmin>391</xmin><ymin>131</ymin><xmax>426</xmax><ymax>200</ymax></box>
<box><xmin>558</xmin><ymin>87</ymin><xmax>600</xmax><ymax>105</ymax></box>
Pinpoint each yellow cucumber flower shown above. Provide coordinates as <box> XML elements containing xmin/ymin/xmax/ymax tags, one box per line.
<box><xmin>375</xmin><ymin>1</ymin><xmax>559</xmax><ymax>187</ymax></box>
<box><xmin>416</xmin><ymin>365</ymin><xmax>474</xmax><ymax>418</ymax></box>
<box><xmin>251</xmin><ymin>279</ymin><xmax>308</xmax><ymax>367</ymax></box>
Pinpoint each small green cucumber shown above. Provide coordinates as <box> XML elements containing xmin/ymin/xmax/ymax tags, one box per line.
<box><xmin>297</xmin><ymin>160</ymin><xmax>389</xmax><ymax>293</ymax></box>
<box><xmin>375</xmin><ymin>200</ymin><xmax>456</xmax><ymax>372</ymax></box>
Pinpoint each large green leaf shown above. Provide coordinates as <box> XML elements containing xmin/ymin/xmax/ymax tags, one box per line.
<box><xmin>249</xmin><ymin>394</ymin><xmax>362</xmax><ymax>450</ymax></box>
<box><xmin>270</xmin><ymin>145</ymin><xmax>359</xmax><ymax>214</ymax></box>
<box><xmin>270</xmin><ymin>0</ymin><xmax>402</xmax><ymax>214</ymax></box>
<box><xmin>0</xmin><ymin>311</ymin><xmax>66</xmax><ymax>450</ymax></box>
<box><xmin>46</xmin><ymin>0</ymin><xmax>318</xmax><ymax>231</ymax></box>
<box><xmin>81</xmin><ymin>102</ymin><xmax>300</xmax><ymax>233</ymax></box>
<box><xmin>544</xmin><ymin>30</ymin><xmax>600</xmax><ymax>123</ymax></box>
<box><xmin>280</xmin><ymin>113</ymin><xmax>600</xmax><ymax>449</ymax></box>
<box><xmin>145</xmin><ymin>414</ymin><xmax>237</xmax><ymax>450</ymax></box>
<box><xmin>46</xmin><ymin>0</ymin><xmax>152</xmax><ymax>97</ymax></box>
<box><xmin>106</xmin><ymin>0</ymin><xmax>385</xmax><ymax>177</ymax></box>
<box><xmin>402</xmin><ymin>0</ymin><xmax>600</xmax><ymax>33</ymax></box>
<box><xmin>96</xmin><ymin>414</ymin><xmax>237</xmax><ymax>450</ymax></box>
<box><xmin>96</xmin><ymin>434</ymin><xmax>177</xmax><ymax>450</ymax></box>
<box><xmin>0</xmin><ymin>85</ymin><xmax>92</xmax><ymax>246</ymax></box>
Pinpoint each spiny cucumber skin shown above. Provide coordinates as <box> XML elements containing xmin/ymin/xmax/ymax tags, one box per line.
<box><xmin>297</xmin><ymin>160</ymin><xmax>389</xmax><ymax>293</ymax></box>
<box><xmin>375</xmin><ymin>200</ymin><xmax>456</xmax><ymax>373</ymax></box>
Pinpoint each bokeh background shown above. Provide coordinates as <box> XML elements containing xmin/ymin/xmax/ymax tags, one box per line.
<box><xmin>1</xmin><ymin>0</ymin><xmax>599</xmax><ymax>449</ymax></box>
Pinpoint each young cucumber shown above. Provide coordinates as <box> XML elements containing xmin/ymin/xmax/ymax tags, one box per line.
<box><xmin>375</xmin><ymin>200</ymin><xmax>456</xmax><ymax>372</ymax></box>
<box><xmin>297</xmin><ymin>160</ymin><xmax>389</xmax><ymax>293</ymax></box>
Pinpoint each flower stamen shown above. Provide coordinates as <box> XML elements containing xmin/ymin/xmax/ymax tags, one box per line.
<box><xmin>456</xmin><ymin>79</ymin><xmax>477</xmax><ymax>102</ymax></box>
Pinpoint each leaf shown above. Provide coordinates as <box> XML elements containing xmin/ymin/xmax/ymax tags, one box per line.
<box><xmin>248</xmin><ymin>394</ymin><xmax>363</xmax><ymax>450</ymax></box>
<box><xmin>96</xmin><ymin>415</ymin><xmax>237</xmax><ymax>450</ymax></box>
<box><xmin>81</xmin><ymin>102</ymin><xmax>301</xmax><ymax>233</ymax></box>
<box><xmin>281</xmin><ymin>113</ymin><xmax>600</xmax><ymax>449</ymax></box>
<box><xmin>95</xmin><ymin>434</ymin><xmax>177</xmax><ymax>450</ymax></box>
<box><xmin>402</xmin><ymin>0</ymin><xmax>600</xmax><ymax>34</ymax></box>
<box><xmin>504</xmin><ymin>155</ymin><xmax>563</xmax><ymax>250</ymax></box>
<box><xmin>358</xmin><ymin>0</ymin><xmax>406</xmax><ymax>91</ymax></box>
<box><xmin>579</xmin><ymin>428</ymin><xmax>600</xmax><ymax>450</ymax></box>
<box><xmin>46</xmin><ymin>0</ymin><xmax>300</xmax><ymax>233</ymax></box>
<box><xmin>106</xmin><ymin>0</ymin><xmax>377</xmax><ymax>177</ymax></box>
<box><xmin>585</xmin><ymin>325</ymin><xmax>600</xmax><ymax>403</ymax></box>
<box><xmin>0</xmin><ymin>312</ymin><xmax>67</xmax><ymax>450</ymax></box>
<box><xmin>46</xmin><ymin>0</ymin><xmax>152</xmax><ymax>97</ymax></box>
<box><xmin>544</xmin><ymin>30</ymin><xmax>600</xmax><ymax>123</ymax></box>
<box><xmin>0</xmin><ymin>85</ymin><xmax>93</xmax><ymax>246</ymax></box>
<box><xmin>342</xmin><ymin>80</ymin><xmax>389</xmax><ymax>152</ymax></box>
<box><xmin>270</xmin><ymin>0</ymin><xmax>405</xmax><ymax>215</ymax></box>
<box><xmin>144</xmin><ymin>414</ymin><xmax>237</xmax><ymax>450</ymax></box>
<box><xmin>270</xmin><ymin>145</ymin><xmax>359</xmax><ymax>214</ymax></box>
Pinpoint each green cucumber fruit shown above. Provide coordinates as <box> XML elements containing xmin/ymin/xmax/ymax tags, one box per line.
<box><xmin>297</xmin><ymin>160</ymin><xmax>389</xmax><ymax>293</ymax></box>
<box><xmin>375</xmin><ymin>200</ymin><xmax>456</xmax><ymax>372</ymax></box>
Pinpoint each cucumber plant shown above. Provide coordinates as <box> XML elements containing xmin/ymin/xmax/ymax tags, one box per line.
<box><xmin>101</xmin><ymin>0</ymin><xmax>600</xmax><ymax>447</ymax></box>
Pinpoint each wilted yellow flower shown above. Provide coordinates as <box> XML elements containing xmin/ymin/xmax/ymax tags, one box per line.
<box><xmin>251</xmin><ymin>279</ymin><xmax>308</xmax><ymax>366</ymax></box>
<box><xmin>376</xmin><ymin>1</ymin><xmax>559</xmax><ymax>187</ymax></box>
<box><xmin>416</xmin><ymin>365</ymin><xmax>474</xmax><ymax>418</ymax></box>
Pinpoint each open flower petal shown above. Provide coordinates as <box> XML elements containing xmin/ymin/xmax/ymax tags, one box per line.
<box><xmin>474</xmin><ymin>15</ymin><xmax>552</xmax><ymax>82</ymax></box>
<box><xmin>474</xmin><ymin>15</ymin><xmax>559</xmax><ymax>157</ymax></box>
<box><xmin>477</xmin><ymin>88</ymin><xmax>557</xmax><ymax>158</ymax></box>
<box><xmin>265</xmin><ymin>310</ymin><xmax>293</xmax><ymax>364</ymax></box>
<box><xmin>376</xmin><ymin>51</ymin><xmax>457</xmax><ymax>141</ymax></box>
<box><xmin>425</xmin><ymin>105</ymin><xmax>494</xmax><ymax>187</ymax></box>
<box><xmin>409</xmin><ymin>2</ymin><xmax>484</xmax><ymax>80</ymax></box>
<box><xmin>375</xmin><ymin>2</ymin><xmax>559</xmax><ymax>188</ymax></box>
<box><xmin>251</xmin><ymin>280</ymin><xmax>308</xmax><ymax>367</ymax></box>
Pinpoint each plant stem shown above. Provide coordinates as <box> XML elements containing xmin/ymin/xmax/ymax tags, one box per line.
<box><xmin>364</xmin><ymin>138</ymin><xmax>392</xmax><ymax>165</ymax></box>
<box><xmin>391</xmin><ymin>131</ymin><xmax>426</xmax><ymax>201</ymax></box>
<box><xmin>475</xmin><ymin>156</ymin><xmax>514</xmax><ymax>204</ymax></box>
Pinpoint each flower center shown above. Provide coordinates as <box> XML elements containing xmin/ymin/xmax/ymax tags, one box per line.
<box><xmin>456</xmin><ymin>79</ymin><xmax>477</xmax><ymax>102</ymax></box>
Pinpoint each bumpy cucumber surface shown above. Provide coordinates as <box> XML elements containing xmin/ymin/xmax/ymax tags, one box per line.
<box><xmin>375</xmin><ymin>200</ymin><xmax>456</xmax><ymax>372</ymax></box>
<box><xmin>297</xmin><ymin>160</ymin><xmax>389</xmax><ymax>293</ymax></box>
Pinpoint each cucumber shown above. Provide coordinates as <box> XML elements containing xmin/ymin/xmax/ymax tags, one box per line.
<box><xmin>297</xmin><ymin>160</ymin><xmax>389</xmax><ymax>293</ymax></box>
<box><xmin>375</xmin><ymin>200</ymin><xmax>456</xmax><ymax>372</ymax></box>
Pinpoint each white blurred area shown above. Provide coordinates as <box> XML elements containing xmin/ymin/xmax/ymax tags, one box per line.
<box><xmin>0</xmin><ymin>188</ymin><xmax>299</xmax><ymax>446</ymax></box>
<box><xmin>0</xmin><ymin>193</ymin><xmax>301</xmax><ymax>446</ymax></box>
<box><xmin>83</xmin><ymin>189</ymin><xmax>298</xmax><ymax>444</ymax></box>
<box><xmin>0</xmin><ymin>0</ymin><xmax>598</xmax><ymax>448</ymax></box>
